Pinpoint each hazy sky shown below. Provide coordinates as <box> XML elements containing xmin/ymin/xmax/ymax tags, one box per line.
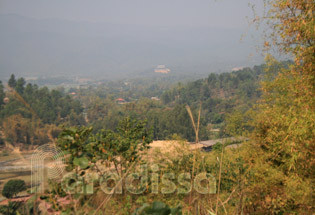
<box><xmin>0</xmin><ymin>0</ymin><xmax>266</xmax><ymax>79</ymax></box>
<box><xmin>0</xmin><ymin>0</ymin><xmax>263</xmax><ymax>28</ymax></box>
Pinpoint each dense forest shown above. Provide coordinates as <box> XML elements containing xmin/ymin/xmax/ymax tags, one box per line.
<box><xmin>0</xmin><ymin>74</ymin><xmax>84</xmax><ymax>146</ymax></box>
<box><xmin>1</xmin><ymin>64</ymin><xmax>268</xmax><ymax>145</ymax></box>
<box><xmin>79</xmin><ymin>61</ymin><xmax>293</xmax><ymax>141</ymax></box>
<box><xmin>71</xmin><ymin>63</ymin><xmax>272</xmax><ymax>141</ymax></box>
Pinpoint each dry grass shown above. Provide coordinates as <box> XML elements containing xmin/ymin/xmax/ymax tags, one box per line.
<box><xmin>146</xmin><ymin>140</ymin><xmax>204</xmax><ymax>163</ymax></box>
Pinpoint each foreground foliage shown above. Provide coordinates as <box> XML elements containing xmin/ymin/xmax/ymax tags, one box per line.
<box><xmin>243</xmin><ymin>0</ymin><xmax>315</xmax><ymax>214</ymax></box>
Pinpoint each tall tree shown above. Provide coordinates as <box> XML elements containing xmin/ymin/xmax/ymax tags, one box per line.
<box><xmin>8</xmin><ymin>74</ymin><xmax>16</xmax><ymax>88</ymax></box>
<box><xmin>245</xmin><ymin>1</ymin><xmax>314</xmax><ymax>214</ymax></box>
<box><xmin>0</xmin><ymin>81</ymin><xmax>4</xmax><ymax>106</ymax></box>
<box><xmin>15</xmin><ymin>77</ymin><xmax>26</xmax><ymax>94</ymax></box>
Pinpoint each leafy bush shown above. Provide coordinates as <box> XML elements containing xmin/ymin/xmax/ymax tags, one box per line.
<box><xmin>0</xmin><ymin>201</ymin><xmax>23</xmax><ymax>215</ymax></box>
<box><xmin>133</xmin><ymin>201</ymin><xmax>182</xmax><ymax>215</ymax></box>
<box><xmin>2</xmin><ymin>179</ymin><xmax>26</xmax><ymax>199</ymax></box>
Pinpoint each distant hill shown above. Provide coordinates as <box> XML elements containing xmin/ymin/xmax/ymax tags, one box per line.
<box><xmin>0</xmin><ymin>14</ymin><xmax>263</xmax><ymax>80</ymax></box>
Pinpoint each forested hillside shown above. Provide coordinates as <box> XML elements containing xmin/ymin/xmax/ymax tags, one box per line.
<box><xmin>0</xmin><ymin>75</ymin><xmax>84</xmax><ymax>147</ymax></box>
<box><xmin>78</xmin><ymin>62</ymin><xmax>291</xmax><ymax>141</ymax></box>
<box><xmin>161</xmin><ymin>65</ymin><xmax>266</xmax><ymax>124</ymax></box>
<box><xmin>0</xmin><ymin>62</ymin><xmax>291</xmax><ymax>145</ymax></box>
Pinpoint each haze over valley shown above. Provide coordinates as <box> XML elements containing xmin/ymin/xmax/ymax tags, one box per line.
<box><xmin>0</xmin><ymin>13</ymin><xmax>262</xmax><ymax>80</ymax></box>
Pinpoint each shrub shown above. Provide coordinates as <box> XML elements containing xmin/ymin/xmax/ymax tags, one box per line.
<box><xmin>2</xmin><ymin>179</ymin><xmax>26</xmax><ymax>199</ymax></box>
<box><xmin>133</xmin><ymin>201</ymin><xmax>182</xmax><ymax>215</ymax></box>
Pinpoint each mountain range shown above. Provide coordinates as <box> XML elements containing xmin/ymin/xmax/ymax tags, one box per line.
<box><xmin>0</xmin><ymin>14</ymin><xmax>263</xmax><ymax>80</ymax></box>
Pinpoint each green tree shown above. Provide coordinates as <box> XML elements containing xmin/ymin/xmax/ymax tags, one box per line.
<box><xmin>15</xmin><ymin>77</ymin><xmax>26</xmax><ymax>94</ymax></box>
<box><xmin>58</xmin><ymin>126</ymin><xmax>93</xmax><ymax>170</ymax></box>
<box><xmin>0</xmin><ymin>81</ymin><xmax>5</xmax><ymax>106</ymax></box>
<box><xmin>88</xmin><ymin>117</ymin><xmax>152</xmax><ymax>176</ymax></box>
<box><xmin>8</xmin><ymin>74</ymin><xmax>16</xmax><ymax>88</ymax></box>
<box><xmin>58</xmin><ymin>117</ymin><xmax>152</xmax><ymax>175</ymax></box>
<box><xmin>0</xmin><ymin>77</ymin><xmax>84</xmax><ymax>125</ymax></box>
<box><xmin>2</xmin><ymin>179</ymin><xmax>26</xmax><ymax>199</ymax></box>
